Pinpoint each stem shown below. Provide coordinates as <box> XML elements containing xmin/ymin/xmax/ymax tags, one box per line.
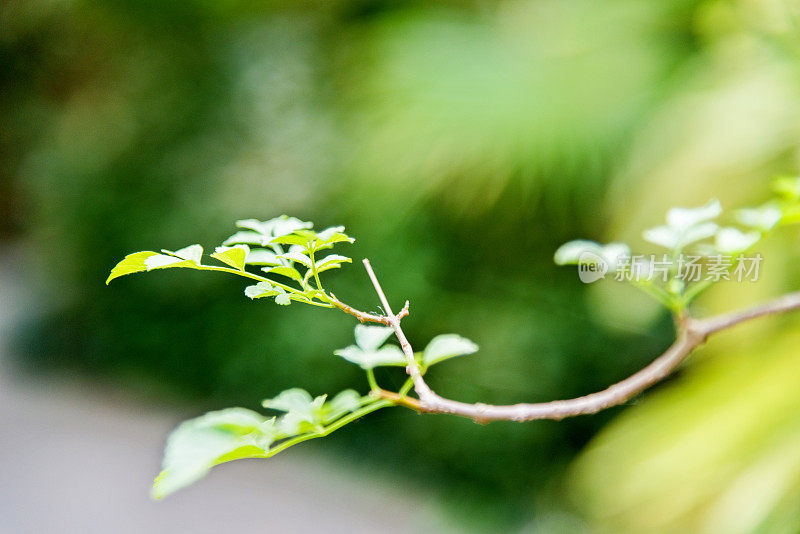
<box><xmin>366</xmin><ymin>369</ymin><xmax>379</xmax><ymax>392</ymax></box>
<box><xmin>265</xmin><ymin>399</ymin><xmax>393</xmax><ymax>457</ymax></box>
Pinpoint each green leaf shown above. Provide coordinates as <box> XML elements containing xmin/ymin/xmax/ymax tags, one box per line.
<box><xmin>715</xmin><ymin>228</ymin><xmax>761</xmax><ymax>253</ymax></box>
<box><xmin>736</xmin><ymin>204</ymin><xmax>783</xmax><ymax>232</ymax></box>
<box><xmin>211</xmin><ymin>245</ymin><xmax>249</xmax><ymax>271</ymax></box>
<box><xmin>165</xmin><ymin>244</ymin><xmax>203</xmax><ymax>264</ymax></box>
<box><xmin>223</xmin><ymin>230</ymin><xmax>266</xmax><ymax>246</ymax></box>
<box><xmin>106</xmin><ymin>251</ymin><xmax>158</xmax><ymax>284</ymax></box>
<box><xmin>244</xmin><ymin>281</ymin><xmax>280</xmax><ymax>299</ymax></box>
<box><xmin>354</xmin><ymin>325</ymin><xmax>395</xmax><ymax>351</ymax></box>
<box><xmin>270</xmin><ymin>234</ymin><xmax>312</xmax><ymax>247</ymax></box>
<box><xmin>263</xmin><ymin>388</ymin><xmax>326</xmax><ymax>434</ymax></box>
<box><xmin>316</xmin><ymin>254</ymin><xmax>352</xmax><ymax>269</ymax></box>
<box><xmin>275</xmin><ymin>293</ymin><xmax>291</xmax><ymax>306</ymax></box>
<box><xmin>245</xmin><ymin>249</ymin><xmax>280</xmax><ymax>266</ymax></box>
<box><xmin>321</xmin><ymin>390</ymin><xmax>362</xmax><ymax>423</ymax></box>
<box><xmin>278</xmin><ymin>251</ymin><xmax>313</xmax><ymax>268</ymax></box>
<box><xmin>334</xmin><ymin>345</ymin><xmax>407</xmax><ymax>370</ymax></box>
<box><xmin>236</xmin><ymin>216</ymin><xmax>313</xmax><ymax>239</ymax></box>
<box><xmin>421</xmin><ymin>334</ymin><xmax>479</xmax><ymax>367</ymax></box>
<box><xmin>152</xmin><ymin>408</ymin><xmax>276</xmax><ymax>499</ymax></box>
<box><xmin>666</xmin><ymin>199</ymin><xmax>722</xmax><ymax>231</ymax></box>
<box><xmin>772</xmin><ymin>176</ymin><xmax>800</xmax><ymax>201</ymax></box>
<box><xmin>264</xmin><ymin>266</ymin><xmax>304</xmax><ymax>284</ymax></box>
<box><xmin>554</xmin><ymin>240</ymin><xmax>630</xmax><ymax>270</ymax></box>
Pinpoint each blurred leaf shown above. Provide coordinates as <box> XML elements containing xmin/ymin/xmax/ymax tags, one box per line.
<box><xmin>422</xmin><ymin>334</ymin><xmax>478</xmax><ymax>367</ymax></box>
<box><xmin>152</xmin><ymin>408</ymin><xmax>275</xmax><ymax>499</ymax></box>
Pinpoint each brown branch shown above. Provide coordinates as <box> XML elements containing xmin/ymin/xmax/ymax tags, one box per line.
<box><xmin>329</xmin><ymin>295</ymin><xmax>409</xmax><ymax>325</ymax></box>
<box><xmin>361</xmin><ymin>260</ymin><xmax>800</xmax><ymax>423</ymax></box>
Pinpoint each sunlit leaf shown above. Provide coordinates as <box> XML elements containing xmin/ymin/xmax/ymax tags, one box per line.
<box><xmin>265</xmin><ymin>266</ymin><xmax>304</xmax><ymax>284</ymax></box>
<box><xmin>151</xmin><ymin>408</ymin><xmax>276</xmax><ymax>499</ymax></box>
<box><xmin>715</xmin><ymin>227</ymin><xmax>761</xmax><ymax>253</ymax></box>
<box><xmin>736</xmin><ymin>204</ymin><xmax>782</xmax><ymax>232</ymax></box>
<box><xmin>278</xmin><ymin>251</ymin><xmax>313</xmax><ymax>268</ymax></box>
<box><xmin>223</xmin><ymin>230</ymin><xmax>265</xmax><ymax>246</ymax></box>
<box><xmin>244</xmin><ymin>281</ymin><xmax>280</xmax><ymax>299</ymax></box>
<box><xmin>106</xmin><ymin>251</ymin><xmax>158</xmax><ymax>284</ymax></box>
<box><xmin>355</xmin><ymin>325</ymin><xmax>395</xmax><ymax>351</ymax></box>
<box><xmin>245</xmin><ymin>249</ymin><xmax>280</xmax><ymax>266</ymax></box>
<box><xmin>316</xmin><ymin>254</ymin><xmax>352</xmax><ymax>269</ymax></box>
<box><xmin>422</xmin><ymin>334</ymin><xmax>479</xmax><ymax>367</ymax></box>
<box><xmin>334</xmin><ymin>345</ymin><xmax>407</xmax><ymax>369</ymax></box>
<box><xmin>211</xmin><ymin>245</ymin><xmax>249</xmax><ymax>270</ymax></box>
<box><xmin>275</xmin><ymin>293</ymin><xmax>291</xmax><ymax>306</ymax></box>
<box><xmin>554</xmin><ymin>240</ymin><xmax>630</xmax><ymax>270</ymax></box>
<box><xmin>665</xmin><ymin>199</ymin><xmax>722</xmax><ymax>231</ymax></box>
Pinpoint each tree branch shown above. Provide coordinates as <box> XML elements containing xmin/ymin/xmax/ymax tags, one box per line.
<box><xmin>361</xmin><ymin>260</ymin><xmax>800</xmax><ymax>423</ymax></box>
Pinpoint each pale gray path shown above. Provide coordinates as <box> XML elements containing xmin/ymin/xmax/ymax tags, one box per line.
<box><xmin>0</xmin><ymin>248</ymin><xmax>453</xmax><ymax>534</ymax></box>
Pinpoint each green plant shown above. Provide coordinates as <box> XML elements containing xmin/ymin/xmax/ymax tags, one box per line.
<box><xmin>107</xmin><ymin>178</ymin><xmax>800</xmax><ymax>499</ymax></box>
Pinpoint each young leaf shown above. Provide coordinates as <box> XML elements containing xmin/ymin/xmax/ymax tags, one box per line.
<box><xmin>167</xmin><ymin>244</ymin><xmax>203</xmax><ymax>264</ymax></box>
<box><xmin>736</xmin><ymin>204</ymin><xmax>782</xmax><ymax>232</ymax></box>
<box><xmin>245</xmin><ymin>249</ymin><xmax>280</xmax><ymax>266</ymax></box>
<box><xmin>322</xmin><ymin>390</ymin><xmax>363</xmax><ymax>422</ymax></box>
<box><xmin>236</xmin><ymin>216</ymin><xmax>313</xmax><ymax>240</ymax></box>
<box><xmin>316</xmin><ymin>254</ymin><xmax>352</xmax><ymax>269</ymax></box>
<box><xmin>275</xmin><ymin>293</ymin><xmax>291</xmax><ymax>306</ymax></box>
<box><xmin>223</xmin><ymin>230</ymin><xmax>265</xmax><ymax>246</ymax></box>
<box><xmin>262</xmin><ymin>389</ymin><xmax>327</xmax><ymax>435</ymax></box>
<box><xmin>264</xmin><ymin>266</ymin><xmax>304</xmax><ymax>284</ymax></box>
<box><xmin>211</xmin><ymin>245</ymin><xmax>249</xmax><ymax>271</ymax></box>
<box><xmin>772</xmin><ymin>176</ymin><xmax>800</xmax><ymax>201</ymax></box>
<box><xmin>334</xmin><ymin>345</ymin><xmax>407</xmax><ymax>369</ymax></box>
<box><xmin>354</xmin><ymin>325</ymin><xmax>395</xmax><ymax>351</ymax></box>
<box><xmin>244</xmin><ymin>281</ymin><xmax>280</xmax><ymax>300</ymax></box>
<box><xmin>105</xmin><ymin>251</ymin><xmax>158</xmax><ymax>284</ymax></box>
<box><xmin>278</xmin><ymin>251</ymin><xmax>313</xmax><ymax>268</ymax></box>
<box><xmin>421</xmin><ymin>334</ymin><xmax>479</xmax><ymax>367</ymax></box>
<box><xmin>665</xmin><ymin>199</ymin><xmax>722</xmax><ymax>231</ymax></box>
<box><xmin>145</xmin><ymin>255</ymin><xmax>198</xmax><ymax>271</ymax></box>
<box><xmin>715</xmin><ymin>228</ymin><xmax>761</xmax><ymax>253</ymax></box>
<box><xmin>554</xmin><ymin>240</ymin><xmax>630</xmax><ymax>270</ymax></box>
<box><xmin>152</xmin><ymin>408</ymin><xmax>276</xmax><ymax>499</ymax></box>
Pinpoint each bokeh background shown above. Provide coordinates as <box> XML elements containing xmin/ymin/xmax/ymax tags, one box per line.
<box><xmin>2</xmin><ymin>0</ymin><xmax>800</xmax><ymax>532</ymax></box>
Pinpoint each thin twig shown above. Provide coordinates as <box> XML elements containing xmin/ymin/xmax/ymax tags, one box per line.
<box><xmin>361</xmin><ymin>260</ymin><xmax>800</xmax><ymax>423</ymax></box>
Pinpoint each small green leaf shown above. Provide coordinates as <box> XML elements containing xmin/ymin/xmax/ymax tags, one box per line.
<box><xmin>715</xmin><ymin>227</ymin><xmax>761</xmax><ymax>253</ymax></box>
<box><xmin>334</xmin><ymin>345</ymin><xmax>407</xmax><ymax>369</ymax></box>
<box><xmin>275</xmin><ymin>293</ymin><xmax>291</xmax><ymax>306</ymax></box>
<box><xmin>152</xmin><ymin>408</ymin><xmax>275</xmax><ymax>499</ymax></box>
<box><xmin>264</xmin><ymin>266</ymin><xmax>304</xmax><ymax>284</ymax></box>
<box><xmin>167</xmin><ymin>244</ymin><xmax>203</xmax><ymax>264</ymax></box>
<box><xmin>236</xmin><ymin>216</ymin><xmax>313</xmax><ymax>239</ymax></box>
<box><xmin>106</xmin><ymin>251</ymin><xmax>158</xmax><ymax>284</ymax></box>
<box><xmin>736</xmin><ymin>204</ymin><xmax>782</xmax><ymax>232</ymax></box>
<box><xmin>270</xmin><ymin>234</ymin><xmax>311</xmax><ymax>247</ymax></box>
<box><xmin>322</xmin><ymin>390</ymin><xmax>362</xmax><ymax>422</ymax></box>
<box><xmin>211</xmin><ymin>245</ymin><xmax>249</xmax><ymax>271</ymax></box>
<box><xmin>278</xmin><ymin>251</ymin><xmax>313</xmax><ymax>268</ymax></box>
<box><xmin>354</xmin><ymin>325</ymin><xmax>395</xmax><ymax>351</ymax></box>
<box><xmin>554</xmin><ymin>241</ymin><xmax>630</xmax><ymax>270</ymax></box>
<box><xmin>245</xmin><ymin>249</ymin><xmax>280</xmax><ymax>266</ymax></box>
<box><xmin>316</xmin><ymin>254</ymin><xmax>352</xmax><ymax>269</ymax></box>
<box><xmin>421</xmin><ymin>334</ymin><xmax>479</xmax><ymax>367</ymax></box>
<box><xmin>145</xmin><ymin>255</ymin><xmax>197</xmax><ymax>270</ymax></box>
<box><xmin>223</xmin><ymin>230</ymin><xmax>265</xmax><ymax>246</ymax></box>
<box><xmin>666</xmin><ymin>199</ymin><xmax>722</xmax><ymax>231</ymax></box>
<box><xmin>244</xmin><ymin>281</ymin><xmax>279</xmax><ymax>299</ymax></box>
<box><xmin>772</xmin><ymin>176</ymin><xmax>800</xmax><ymax>201</ymax></box>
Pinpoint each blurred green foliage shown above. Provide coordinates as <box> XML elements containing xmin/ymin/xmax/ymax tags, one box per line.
<box><xmin>3</xmin><ymin>0</ymin><xmax>800</xmax><ymax>531</ymax></box>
